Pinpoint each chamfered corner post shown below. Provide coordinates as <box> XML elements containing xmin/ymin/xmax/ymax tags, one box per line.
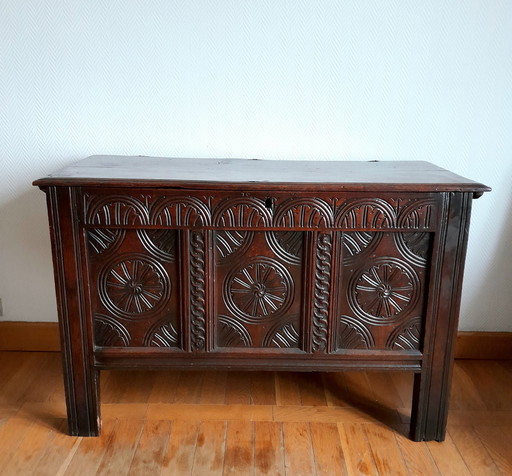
<box><xmin>44</xmin><ymin>185</ymin><xmax>100</xmax><ymax>436</ymax></box>
<box><xmin>410</xmin><ymin>192</ymin><xmax>473</xmax><ymax>442</ymax></box>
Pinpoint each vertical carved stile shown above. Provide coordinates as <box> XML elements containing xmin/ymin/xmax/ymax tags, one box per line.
<box><xmin>47</xmin><ymin>186</ymin><xmax>100</xmax><ymax>436</ymax></box>
<box><xmin>190</xmin><ymin>231</ymin><xmax>207</xmax><ymax>351</ymax></box>
<box><xmin>312</xmin><ymin>232</ymin><xmax>332</xmax><ymax>352</ymax></box>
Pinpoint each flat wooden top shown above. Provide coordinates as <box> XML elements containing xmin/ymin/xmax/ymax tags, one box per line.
<box><xmin>33</xmin><ymin>155</ymin><xmax>490</xmax><ymax>194</ymax></box>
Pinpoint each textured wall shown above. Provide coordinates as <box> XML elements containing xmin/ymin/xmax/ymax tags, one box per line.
<box><xmin>1</xmin><ymin>1</ymin><xmax>511</xmax><ymax>330</ymax></box>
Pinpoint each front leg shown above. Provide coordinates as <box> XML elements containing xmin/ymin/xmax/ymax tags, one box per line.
<box><xmin>46</xmin><ymin>186</ymin><xmax>100</xmax><ymax>436</ymax></box>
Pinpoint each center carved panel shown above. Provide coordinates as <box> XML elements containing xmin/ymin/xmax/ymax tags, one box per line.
<box><xmin>214</xmin><ymin>231</ymin><xmax>304</xmax><ymax>349</ymax></box>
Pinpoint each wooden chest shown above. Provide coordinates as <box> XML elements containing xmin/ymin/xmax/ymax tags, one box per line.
<box><xmin>34</xmin><ymin>156</ymin><xmax>489</xmax><ymax>441</ymax></box>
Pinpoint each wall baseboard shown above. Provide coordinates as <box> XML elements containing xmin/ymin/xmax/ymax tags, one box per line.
<box><xmin>0</xmin><ymin>322</ymin><xmax>510</xmax><ymax>359</ymax></box>
<box><xmin>454</xmin><ymin>331</ymin><xmax>512</xmax><ymax>360</ymax></box>
<box><xmin>0</xmin><ymin>322</ymin><xmax>60</xmax><ymax>351</ymax></box>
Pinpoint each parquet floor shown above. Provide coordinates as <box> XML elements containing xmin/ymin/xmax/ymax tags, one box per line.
<box><xmin>0</xmin><ymin>351</ymin><xmax>511</xmax><ymax>475</ymax></box>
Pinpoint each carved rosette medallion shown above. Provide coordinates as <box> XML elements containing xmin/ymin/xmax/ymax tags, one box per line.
<box><xmin>312</xmin><ymin>233</ymin><xmax>332</xmax><ymax>352</ymax></box>
<box><xmin>348</xmin><ymin>257</ymin><xmax>420</xmax><ymax>325</ymax></box>
<box><xmin>224</xmin><ymin>257</ymin><xmax>293</xmax><ymax>324</ymax></box>
<box><xmin>99</xmin><ymin>254</ymin><xmax>170</xmax><ymax>319</ymax></box>
<box><xmin>138</xmin><ymin>229</ymin><xmax>176</xmax><ymax>262</ymax></box>
<box><xmin>265</xmin><ymin>231</ymin><xmax>303</xmax><ymax>266</ymax></box>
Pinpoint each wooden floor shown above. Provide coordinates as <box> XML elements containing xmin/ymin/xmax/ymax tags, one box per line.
<box><xmin>0</xmin><ymin>352</ymin><xmax>511</xmax><ymax>475</ymax></box>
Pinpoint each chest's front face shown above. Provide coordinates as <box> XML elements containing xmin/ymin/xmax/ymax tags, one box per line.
<box><xmin>80</xmin><ymin>187</ymin><xmax>440</xmax><ymax>364</ymax></box>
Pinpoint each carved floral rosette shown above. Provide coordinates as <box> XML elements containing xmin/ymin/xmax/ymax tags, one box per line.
<box><xmin>98</xmin><ymin>253</ymin><xmax>171</xmax><ymax>320</ymax></box>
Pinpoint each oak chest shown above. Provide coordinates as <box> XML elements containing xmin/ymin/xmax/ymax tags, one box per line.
<box><xmin>34</xmin><ymin>156</ymin><xmax>489</xmax><ymax>441</ymax></box>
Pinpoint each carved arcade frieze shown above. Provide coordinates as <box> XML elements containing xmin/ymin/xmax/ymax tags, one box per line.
<box><xmin>82</xmin><ymin>191</ymin><xmax>438</xmax><ymax>231</ymax></box>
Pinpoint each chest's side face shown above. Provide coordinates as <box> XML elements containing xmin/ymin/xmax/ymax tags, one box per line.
<box><xmin>78</xmin><ymin>187</ymin><xmax>441</xmax><ymax>360</ymax></box>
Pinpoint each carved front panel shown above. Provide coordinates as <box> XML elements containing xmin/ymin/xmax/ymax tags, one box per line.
<box><xmin>87</xmin><ymin>228</ymin><xmax>181</xmax><ymax>348</ymax></box>
<box><xmin>333</xmin><ymin>231</ymin><xmax>432</xmax><ymax>352</ymax></box>
<box><xmin>214</xmin><ymin>231</ymin><xmax>304</xmax><ymax>349</ymax></box>
<box><xmin>83</xmin><ymin>188</ymin><xmax>436</xmax><ymax>355</ymax></box>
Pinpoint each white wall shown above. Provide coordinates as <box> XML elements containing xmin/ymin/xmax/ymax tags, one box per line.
<box><xmin>1</xmin><ymin>0</ymin><xmax>511</xmax><ymax>330</ymax></box>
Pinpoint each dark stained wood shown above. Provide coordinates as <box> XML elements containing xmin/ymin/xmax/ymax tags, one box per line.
<box><xmin>44</xmin><ymin>186</ymin><xmax>100</xmax><ymax>437</ymax></box>
<box><xmin>33</xmin><ymin>156</ymin><xmax>490</xmax><ymax>195</ymax></box>
<box><xmin>411</xmin><ymin>192</ymin><xmax>474</xmax><ymax>441</ymax></box>
<box><xmin>34</xmin><ymin>156</ymin><xmax>489</xmax><ymax>441</ymax></box>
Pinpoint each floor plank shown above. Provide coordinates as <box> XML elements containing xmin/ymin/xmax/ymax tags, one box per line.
<box><xmin>19</xmin><ymin>352</ymin><xmax>63</xmax><ymax>403</ymax></box>
<box><xmin>251</xmin><ymin>371</ymin><xmax>276</xmax><ymax>405</ymax></box>
<box><xmin>95</xmin><ymin>418</ymin><xmax>144</xmax><ymax>475</ymax></box>
<box><xmin>364</xmin><ymin>423</ymin><xmax>409</xmax><ymax>476</ymax></box>
<box><xmin>282</xmin><ymin>422</ymin><xmax>315</xmax><ymax>476</ymax></box>
<box><xmin>296</xmin><ymin>372</ymin><xmax>328</xmax><ymax>406</ymax></box>
<box><xmin>147</xmin><ymin>370</ymin><xmax>181</xmax><ymax>403</ymax></box>
<box><xmin>161</xmin><ymin>420</ymin><xmax>199</xmax><ymax>475</ymax></box>
<box><xmin>254</xmin><ymin>421</ymin><xmax>285</xmax><ymax>476</ymax></box>
<box><xmin>310</xmin><ymin>422</ymin><xmax>348</xmax><ymax>475</ymax></box>
<box><xmin>64</xmin><ymin>420</ymin><xmax>118</xmax><ymax>475</ymax></box>
<box><xmin>191</xmin><ymin>421</ymin><xmax>227</xmax><ymax>475</ymax></box>
<box><xmin>448</xmin><ymin>425</ymin><xmax>500</xmax><ymax>476</ymax></box>
<box><xmin>223</xmin><ymin>420</ymin><xmax>254</xmax><ymax>475</ymax></box>
<box><xmin>225</xmin><ymin>371</ymin><xmax>253</xmax><ymax>405</ymax></box>
<box><xmin>338</xmin><ymin>422</ymin><xmax>378</xmax><ymax>476</ymax></box>
<box><xmin>147</xmin><ymin>403</ymin><xmax>272</xmax><ymax>421</ymax></box>
<box><xmin>275</xmin><ymin>372</ymin><xmax>302</xmax><ymax>406</ymax></box>
<box><xmin>426</xmin><ymin>432</ymin><xmax>472</xmax><ymax>476</ymax></box>
<box><xmin>1</xmin><ymin>417</ymin><xmax>60</xmax><ymax>475</ymax></box>
<box><xmin>36</xmin><ymin>420</ymin><xmax>81</xmax><ymax>476</ymax></box>
<box><xmin>473</xmin><ymin>425</ymin><xmax>512</xmax><ymax>475</ymax></box>
<box><xmin>0</xmin><ymin>415</ymin><xmax>36</xmax><ymax>467</ymax></box>
<box><xmin>0</xmin><ymin>353</ymin><xmax>47</xmax><ymax>406</ymax></box>
<box><xmin>115</xmin><ymin>371</ymin><xmax>156</xmax><ymax>403</ymax></box>
<box><xmin>128</xmin><ymin>420</ymin><xmax>171</xmax><ymax>475</ymax></box>
<box><xmin>394</xmin><ymin>426</ymin><xmax>440</xmax><ymax>475</ymax></box>
<box><xmin>389</xmin><ymin>371</ymin><xmax>414</xmax><ymax>411</ymax></box>
<box><xmin>450</xmin><ymin>362</ymin><xmax>487</xmax><ymax>411</ymax></box>
<box><xmin>367</xmin><ymin>372</ymin><xmax>407</xmax><ymax>410</ymax></box>
<box><xmin>199</xmin><ymin>371</ymin><xmax>227</xmax><ymax>404</ymax></box>
<box><xmin>463</xmin><ymin>361</ymin><xmax>512</xmax><ymax>411</ymax></box>
<box><xmin>174</xmin><ymin>371</ymin><xmax>204</xmax><ymax>404</ymax></box>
